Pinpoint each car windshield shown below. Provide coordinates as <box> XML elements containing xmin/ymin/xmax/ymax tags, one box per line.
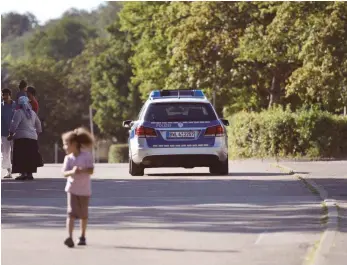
<box><xmin>144</xmin><ymin>102</ymin><xmax>217</xmax><ymax>122</ymax></box>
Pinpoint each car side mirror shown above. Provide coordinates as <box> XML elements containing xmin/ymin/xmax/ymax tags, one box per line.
<box><xmin>122</xmin><ymin>120</ymin><xmax>133</xmax><ymax>128</ymax></box>
<box><xmin>220</xmin><ymin>118</ymin><xmax>229</xmax><ymax>126</ymax></box>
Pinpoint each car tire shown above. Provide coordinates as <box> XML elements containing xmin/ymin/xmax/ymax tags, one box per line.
<box><xmin>209</xmin><ymin>158</ymin><xmax>229</xmax><ymax>175</ymax></box>
<box><xmin>129</xmin><ymin>158</ymin><xmax>144</xmax><ymax>176</ymax></box>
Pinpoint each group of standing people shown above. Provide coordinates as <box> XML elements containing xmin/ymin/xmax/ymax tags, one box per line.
<box><xmin>1</xmin><ymin>80</ymin><xmax>43</xmax><ymax>180</ymax></box>
<box><xmin>2</xmin><ymin>80</ymin><xmax>95</xmax><ymax>247</ymax></box>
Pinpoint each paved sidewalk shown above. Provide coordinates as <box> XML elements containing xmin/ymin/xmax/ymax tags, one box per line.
<box><xmin>278</xmin><ymin>161</ymin><xmax>347</xmax><ymax>265</ymax></box>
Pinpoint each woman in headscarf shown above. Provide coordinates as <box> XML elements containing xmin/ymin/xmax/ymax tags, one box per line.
<box><xmin>7</xmin><ymin>96</ymin><xmax>43</xmax><ymax>180</ymax></box>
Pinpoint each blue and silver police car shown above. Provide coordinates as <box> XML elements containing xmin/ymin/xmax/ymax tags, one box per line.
<box><xmin>122</xmin><ymin>90</ymin><xmax>229</xmax><ymax>176</ymax></box>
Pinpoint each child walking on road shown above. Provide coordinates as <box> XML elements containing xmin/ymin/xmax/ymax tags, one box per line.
<box><xmin>61</xmin><ymin>127</ymin><xmax>94</xmax><ymax>248</ymax></box>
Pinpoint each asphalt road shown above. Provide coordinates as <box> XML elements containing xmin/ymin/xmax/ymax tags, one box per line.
<box><xmin>2</xmin><ymin>160</ymin><xmax>323</xmax><ymax>265</ymax></box>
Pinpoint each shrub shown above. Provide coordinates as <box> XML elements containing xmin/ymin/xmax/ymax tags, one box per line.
<box><xmin>108</xmin><ymin>144</ymin><xmax>129</xmax><ymax>163</ymax></box>
<box><xmin>228</xmin><ymin>107</ymin><xmax>347</xmax><ymax>159</ymax></box>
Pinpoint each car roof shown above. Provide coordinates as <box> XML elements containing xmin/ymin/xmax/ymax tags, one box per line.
<box><xmin>147</xmin><ymin>98</ymin><xmax>211</xmax><ymax>104</ymax></box>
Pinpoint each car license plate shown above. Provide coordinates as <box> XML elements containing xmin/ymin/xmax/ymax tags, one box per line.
<box><xmin>167</xmin><ymin>131</ymin><xmax>195</xmax><ymax>139</ymax></box>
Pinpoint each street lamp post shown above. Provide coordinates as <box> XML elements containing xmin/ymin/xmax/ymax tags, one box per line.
<box><xmin>89</xmin><ymin>105</ymin><xmax>96</xmax><ymax>162</ymax></box>
<box><xmin>213</xmin><ymin>90</ymin><xmax>216</xmax><ymax>108</ymax></box>
<box><xmin>54</xmin><ymin>142</ymin><xmax>58</xmax><ymax>164</ymax></box>
<box><xmin>343</xmin><ymin>86</ymin><xmax>347</xmax><ymax>116</ymax></box>
<box><xmin>213</xmin><ymin>60</ymin><xmax>220</xmax><ymax>109</ymax></box>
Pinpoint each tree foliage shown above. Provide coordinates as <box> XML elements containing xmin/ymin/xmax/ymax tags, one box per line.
<box><xmin>61</xmin><ymin>2</ymin><xmax>122</xmax><ymax>37</ymax></box>
<box><xmin>26</xmin><ymin>17</ymin><xmax>97</xmax><ymax>60</ymax></box>
<box><xmin>90</xmin><ymin>19</ymin><xmax>141</xmax><ymax>142</ymax></box>
<box><xmin>2</xmin><ymin>1</ymin><xmax>347</xmax><ymax>161</ymax></box>
<box><xmin>285</xmin><ymin>2</ymin><xmax>347</xmax><ymax>112</ymax></box>
<box><xmin>1</xmin><ymin>12</ymin><xmax>38</xmax><ymax>41</ymax></box>
<box><xmin>119</xmin><ymin>2</ymin><xmax>171</xmax><ymax>100</ymax></box>
<box><xmin>119</xmin><ymin>1</ymin><xmax>347</xmax><ymax>114</ymax></box>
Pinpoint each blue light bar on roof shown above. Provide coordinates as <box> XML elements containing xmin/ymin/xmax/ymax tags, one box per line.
<box><xmin>149</xmin><ymin>89</ymin><xmax>205</xmax><ymax>99</ymax></box>
<box><xmin>150</xmin><ymin>90</ymin><xmax>161</xmax><ymax>98</ymax></box>
<box><xmin>194</xmin><ymin>90</ymin><xmax>204</xmax><ymax>97</ymax></box>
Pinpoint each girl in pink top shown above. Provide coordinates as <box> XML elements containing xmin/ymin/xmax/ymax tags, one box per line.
<box><xmin>61</xmin><ymin>127</ymin><xmax>94</xmax><ymax>248</ymax></box>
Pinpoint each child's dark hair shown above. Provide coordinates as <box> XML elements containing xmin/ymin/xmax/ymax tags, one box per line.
<box><xmin>19</xmin><ymin>80</ymin><xmax>27</xmax><ymax>90</ymax></box>
<box><xmin>2</xmin><ymin>88</ymin><xmax>12</xmax><ymax>96</ymax></box>
<box><xmin>27</xmin><ymin>86</ymin><xmax>36</xmax><ymax>96</ymax></box>
<box><xmin>62</xmin><ymin>127</ymin><xmax>94</xmax><ymax>149</ymax></box>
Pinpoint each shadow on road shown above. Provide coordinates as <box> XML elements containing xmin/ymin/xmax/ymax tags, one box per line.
<box><xmin>1</xmin><ymin>176</ymin><xmax>332</xmax><ymax>234</ymax></box>
<box><xmin>146</xmin><ymin>172</ymin><xmax>306</xmax><ymax>177</ymax></box>
<box><xmin>91</xmin><ymin>244</ymin><xmax>239</xmax><ymax>253</ymax></box>
<box><xmin>304</xmin><ymin>177</ymin><xmax>347</xmax><ymax>233</ymax></box>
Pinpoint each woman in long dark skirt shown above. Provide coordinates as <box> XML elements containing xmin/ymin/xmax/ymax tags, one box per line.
<box><xmin>7</xmin><ymin>96</ymin><xmax>43</xmax><ymax>180</ymax></box>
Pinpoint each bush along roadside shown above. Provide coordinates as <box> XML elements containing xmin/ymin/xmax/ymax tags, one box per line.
<box><xmin>227</xmin><ymin>106</ymin><xmax>347</xmax><ymax>159</ymax></box>
<box><xmin>108</xmin><ymin>144</ymin><xmax>129</xmax><ymax>163</ymax></box>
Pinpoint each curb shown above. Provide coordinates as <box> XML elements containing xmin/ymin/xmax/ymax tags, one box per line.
<box><xmin>271</xmin><ymin>163</ymin><xmax>339</xmax><ymax>265</ymax></box>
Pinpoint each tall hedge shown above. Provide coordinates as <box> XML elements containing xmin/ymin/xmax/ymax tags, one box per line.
<box><xmin>108</xmin><ymin>144</ymin><xmax>129</xmax><ymax>163</ymax></box>
<box><xmin>228</xmin><ymin>107</ymin><xmax>347</xmax><ymax>159</ymax></box>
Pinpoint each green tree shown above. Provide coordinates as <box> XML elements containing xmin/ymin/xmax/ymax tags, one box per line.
<box><xmin>90</xmin><ymin>20</ymin><xmax>141</xmax><ymax>142</ymax></box>
<box><xmin>26</xmin><ymin>17</ymin><xmax>97</xmax><ymax>60</ymax></box>
<box><xmin>120</xmin><ymin>2</ymin><xmax>270</xmax><ymax>114</ymax></box>
<box><xmin>235</xmin><ymin>1</ymin><xmax>297</xmax><ymax>108</ymax></box>
<box><xmin>119</xmin><ymin>1</ymin><xmax>171</xmax><ymax>100</ymax></box>
<box><xmin>1</xmin><ymin>12</ymin><xmax>38</xmax><ymax>41</ymax></box>
<box><xmin>236</xmin><ymin>1</ymin><xmax>347</xmax><ymax>113</ymax></box>
<box><xmin>285</xmin><ymin>2</ymin><xmax>347</xmax><ymax>112</ymax></box>
<box><xmin>65</xmin><ymin>37</ymin><xmax>112</xmax><ymax>137</ymax></box>
<box><xmin>164</xmin><ymin>1</ymin><xmax>265</xmax><ymax>114</ymax></box>
<box><xmin>61</xmin><ymin>2</ymin><xmax>122</xmax><ymax>37</ymax></box>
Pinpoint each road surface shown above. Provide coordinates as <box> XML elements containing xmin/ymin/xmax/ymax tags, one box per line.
<box><xmin>278</xmin><ymin>160</ymin><xmax>347</xmax><ymax>265</ymax></box>
<box><xmin>2</xmin><ymin>160</ymin><xmax>323</xmax><ymax>265</ymax></box>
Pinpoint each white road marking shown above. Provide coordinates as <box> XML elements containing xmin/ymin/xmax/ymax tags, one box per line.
<box><xmin>255</xmin><ymin>231</ymin><xmax>267</xmax><ymax>245</ymax></box>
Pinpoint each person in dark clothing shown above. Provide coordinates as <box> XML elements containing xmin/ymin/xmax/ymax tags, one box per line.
<box><xmin>16</xmin><ymin>80</ymin><xmax>27</xmax><ymax>104</ymax></box>
<box><xmin>8</xmin><ymin>96</ymin><xmax>43</xmax><ymax>180</ymax></box>
<box><xmin>1</xmin><ymin>89</ymin><xmax>16</xmax><ymax>178</ymax></box>
<box><xmin>27</xmin><ymin>86</ymin><xmax>39</xmax><ymax>114</ymax></box>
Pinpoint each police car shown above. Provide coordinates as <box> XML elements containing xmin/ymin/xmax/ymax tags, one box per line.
<box><xmin>122</xmin><ymin>90</ymin><xmax>229</xmax><ymax>176</ymax></box>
